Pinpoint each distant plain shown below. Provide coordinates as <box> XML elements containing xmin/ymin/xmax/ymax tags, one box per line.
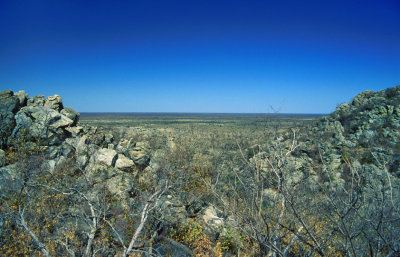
<box><xmin>79</xmin><ymin>113</ymin><xmax>325</xmax><ymax>129</ymax></box>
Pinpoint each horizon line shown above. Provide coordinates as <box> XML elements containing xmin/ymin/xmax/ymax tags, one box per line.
<box><xmin>79</xmin><ymin>111</ymin><xmax>327</xmax><ymax>115</ymax></box>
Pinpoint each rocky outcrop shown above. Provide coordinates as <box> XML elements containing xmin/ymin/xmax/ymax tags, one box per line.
<box><xmin>0</xmin><ymin>90</ymin><xmax>20</xmax><ymax>148</ymax></box>
<box><xmin>129</xmin><ymin>141</ymin><xmax>151</xmax><ymax>166</ymax></box>
<box><xmin>44</xmin><ymin>94</ymin><xmax>63</xmax><ymax>111</ymax></box>
<box><xmin>115</xmin><ymin>153</ymin><xmax>135</xmax><ymax>171</ymax></box>
<box><xmin>313</xmin><ymin>85</ymin><xmax>400</xmax><ymax>175</ymax></box>
<box><xmin>93</xmin><ymin>148</ymin><xmax>118</xmax><ymax>167</ymax></box>
<box><xmin>0</xmin><ymin>90</ymin><xmax>82</xmax><ymax>148</ymax></box>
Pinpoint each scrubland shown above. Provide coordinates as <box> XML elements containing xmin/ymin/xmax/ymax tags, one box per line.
<box><xmin>1</xmin><ymin>87</ymin><xmax>399</xmax><ymax>256</ymax></box>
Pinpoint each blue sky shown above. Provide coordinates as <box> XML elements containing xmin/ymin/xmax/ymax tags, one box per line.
<box><xmin>0</xmin><ymin>0</ymin><xmax>399</xmax><ymax>113</ymax></box>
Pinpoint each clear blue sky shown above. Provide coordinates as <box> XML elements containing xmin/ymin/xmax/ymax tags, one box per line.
<box><xmin>0</xmin><ymin>0</ymin><xmax>399</xmax><ymax>113</ymax></box>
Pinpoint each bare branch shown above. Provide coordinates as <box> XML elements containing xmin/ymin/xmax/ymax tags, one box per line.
<box><xmin>17</xmin><ymin>206</ymin><xmax>52</xmax><ymax>257</ymax></box>
<box><xmin>124</xmin><ymin>181</ymin><xmax>169</xmax><ymax>257</ymax></box>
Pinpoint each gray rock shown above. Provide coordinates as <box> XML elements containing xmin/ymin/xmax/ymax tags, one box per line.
<box><xmin>0</xmin><ymin>149</ymin><xmax>5</xmax><ymax>167</ymax></box>
<box><xmin>0</xmin><ymin>90</ymin><xmax>19</xmax><ymax>114</ymax></box>
<box><xmin>61</xmin><ymin>143</ymin><xmax>74</xmax><ymax>157</ymax></box>
<box><xmin>103</xmin><ymin>170</ymin><xmax>135</xmax><ymax>208</ymax></box>
<box><xmin>64</xmin><ymin>137</ymin><xmax>79</xmax><ymax>149</ymax></box>
<box><xmin>0</xmin><ymin>90</ymin><xmax>13</xmax><ymax>98</ymax></box>
<box><xmin>115</xmin><ymin>154</ymin><xmax>134</xmax><ymax>171</ymax></box>
<box><xmin>61</xmin><ymin>107</ymin><xmax>79</xmax><ymax>125</ymax></box>
<box><xmin>15</xmin><ymin>90</ymin><xmax>28</xmax><ymax>107</ymax></box>
<box><xmin>84</xmin><ymin>163</ymin><xmax>117</xmax><ymax>184</ymax></box>
<box><xmin>105</xmin><ymin>133</ymin><xmax>113</xmax><ymax>144</ymax></box>
<box><xmin>76</xmin><ymin>154</ymin><xmax>89</xmax><ymax>170</ymax></box>
<box><xmin>76</xmin><ymin>135</ymin><xmax>89</xmax><ymax>155</ymax></box>
<box><xmin>12</xmin><ymin>107</ymin><xmax>73</xmax><ymax>146</ymax></box>
<box><xmin>129</xmin><ymin>142</ymin><xmax>151</xmax><ymax>166</ymax></box>
<box><xmin>116</xmin><ymin>138</ymin><xmax>133</xmax><ymax>155</ymax></box>
<box><xmin>199</xmin><ymin>205</ymin><xmax>225</xmax><ymax>239</ymax></box>
<box><xmin>44</xmin><ymin>146</ymin><xmax>60</xmax><ymax>159</ymax></box>
<box><xmin>27</xmin><ymin>95</ymin><xmax>45</xmax><ymax>107</ymax></box>
<box><xmin>65</xmin><ymin>126</ymin><xmax>83</xmax><ymax>137</ymax></box>
<box><xmin>44</xmin><ymin>95</ymin><xmax>63</xmax><ymax>111</ymax></box>
<box><xmin>153</xmin><ymin>238</ymin><xmax>193</xmax><ymax>257</ymax></box>
<box><xmin>0</xmin><ymin>164</ymin><xmax>23</xmax><ymax>198</ymax></box>
<box><xmin>0</xmin><ymin>111</ymin><xmax>16</xmax><ymax>148</ymax></box>
<box><xmin>94</xmin><ymin>148</ymin><xmax>118</xmax><ymax>167</ymax></box>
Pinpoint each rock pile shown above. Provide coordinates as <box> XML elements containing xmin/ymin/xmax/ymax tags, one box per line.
<box><xmin>0</xmin><ymin>90</ymin><xmax>153</xmax><ymax>171</ymax></box>
<box><xmin>0</xmin><ymin>90</ymin><xmax>80</xmax><ymax>148</ymax></box>
<box><xmin>314</xmin><ymin>85</ymin><xmax>400</xmax><ymax>175</ymax></box>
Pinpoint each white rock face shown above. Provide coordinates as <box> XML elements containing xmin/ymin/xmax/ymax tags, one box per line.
<box><xmin>115</xmin><ymin>154</ymin><xmax>134</xmax><ymax>171</ymax></box>
<box><xmin>94</xmin><ymin>148</ymin><xmax>118</xmax><ymax>167</ymax></box>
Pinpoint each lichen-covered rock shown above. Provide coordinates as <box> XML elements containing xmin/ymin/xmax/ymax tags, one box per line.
<box><xmin>153</xmin><ymin>238</ymin><xmax>193</xmax><ymax>257</ymax></box>
<box><xmin>94</xmin><ymin>148</ymin><xmax>118</xmax><ymax>167</ymax></box>
<box><xmin>65</xmin><ymin>126</ymin><xmax>83</xmax><ymax>137</ymax></box>
<box><xmin>15</xmin><ymin>90</ymin><xmax>27</xmax><ymax>107</ymax></box>
<box><xmin>0</xmin><ymin>90</ymin><xmax>20</xmax><ymax>148</ymax></box>
<box><xmin>61</xmin><ymin>107</ymin><xmax>79</xmax><ymax>125</ymax></box>
<box><xmin>199</xmin><ymin>205</ymin><xmax>225</xmax><ymax>239</ymax></box>
<box><xmin>75</xmin><ymin>135</ymin><xmax>89</xmax><ymax>155</ymax></box>
<box><xmin>0</xmin><ymin>90</ymin><xmax>19</xmax><ymax>113</ymax></box>
<box><xmin>0</xmin><ymin>149</ymin><xmax>5</xmax><ymax>167</ymax></box>
<box><xmin>129</xmin><ymin>141</ymin><xmax>151</xmax><ymax>166</ymax></box>
<box><xmin>12</xmin><ymin>107</ymin><xmax>74</xmax><ymax>146</ymax></box>
<box><xmin>116</xmin><ymin>138</ymin><xmax>134</xmax><ymax>155</ymax></box>
<box><xmin>27</xmin><ymin>95</ymin><xmax>45</xmax><ymax>107</ymax></box>
<box><xmin>115</xmin><ymin>154</ymin><xmax>134</xmax><ymax>171</ymax></box>
<box><xmin>0</xmin><ymin>90</ymin><xmax>13</xmax><ymax>98</ymax></box>
<box><xmin>44</xmin><ymin>94</ymin><xmax>63</xmax><ymax>111</ymax></box>
<box><xmin>1</xmin><ymin>90</ymin><xmax>82</xmax><ymax>149</ymax></box>
<box><xmin>0</xmin><ymin>164</ymin><xmax>23</xmax><ymax>197</ymax></box>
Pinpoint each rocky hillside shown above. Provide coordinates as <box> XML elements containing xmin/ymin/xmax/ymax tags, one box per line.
<box><xmin>0</xmin><ymin>90</ymin><xmax>225</xmax><ymax>256</ymax></box>
<box><xmin>0</xmin><ymin>87</ymin><xmax>399</xmax><ymax>256</ymax></box>
<box><xmin>311</xmin><ymin>85</ymin><xmax>400</xmax><ymax>175</ymax></box>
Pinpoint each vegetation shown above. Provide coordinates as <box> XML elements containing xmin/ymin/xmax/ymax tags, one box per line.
<box><xmin>1</xmin><ymin>92</ymin><xmax>399</xmax><ymax>256</ymax></box>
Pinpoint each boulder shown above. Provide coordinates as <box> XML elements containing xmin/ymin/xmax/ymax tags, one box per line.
<box><xmin>76</xmin><ymin>135</ymin><xmax>89</xmax><ymax>155</ymax></box>
<box><xmin>27</xmin><ymin>95</ymin><xmax>45</xmax><ymax>107</ymax></box>
<box><xmin>0</xmin><ymin>149</ymin><xmax>5</xmax><ymax>167</ymax></box>
<box><xmin>0</xmin><ymin>90</ymin><xmax>13</xmax><ymax>98</ymax></box>
<box><xmin>0</xmin><ymin>112</ymin><xmax>16</xmax><ymax>148</ymax></box>
<box><xmin>129</xmin><ymin>142</ymin><xmax>151</xmax><ymax>166</ymax></box>
<box><xmin>65</xmin><ymin>126</ymin><xmax>83</xmax><ymax>137</ymax></box>
<box><xmin>153</xmin><ymin>238</ymin><xmax>193</xmax><ymax>257</ymax></box>
<box><xmin>0</xmin><ymin>90</ymin><xmax>19</xmax><ymax>113</ymax></box>
<box><xmin>12</xmin><ymin>107</ymin><xmax>74</xmax><ymax>145</ymax></box>
<box><xmin>15</xmin><ymin>90</ymin><xmax>28</xmax><ymax>107</ymax></box>
<box><xmin>116</xmin><ymin>138</ymin><xmax>133</xmax><ymax>155</ymax></box>
<box><xmin>44</xmin><ymin>95</ymin><xmax>63</xmax><ymax>111</ymax></box>
<box><xmin>94</xmin><ymin>148</ymin><xmax>118</xmax><ymax>167</ymax></box>
<box><xmin>102</xmin><ymin>170</ymin><xmax>136</xmax><ymax>209</ymax></box>
<box><xmin>0</xmin><ymin>164</ymin><xmax>23</xmax><ymax>198</ymax></box>
<box><xmin>61</xmin><ymin>107</ymin><xmax>79</xmax><ymax>125</ymax></box>
<box><xmin>0</xmin><ymin>90</ymin><xmax>20</xmax><ymax>147</ymax></box>
<box><xmin>76</xmin><ymin>154</ymin><xmax>89</xmax><ymax>170</ymax></box>
<box><xmin>115</xmin><ymin>154</ymin><xmax>134</xmax><ymax>171</ymax></box>
<box><xmin>199</xmin><ymin>205</ymin><xmax>225</xmax><ymax>239</ymax></box>
<box><xmin>202</xmin><ymin>205</ymin><xmax>224</xmax><ymax>226</ymax></box>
